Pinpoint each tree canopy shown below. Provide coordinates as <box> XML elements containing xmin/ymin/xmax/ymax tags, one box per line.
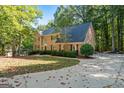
<box><xmin>53</xmin><ymin>5</ymin><xmax>124</xmax><ymax>52</ymax></box>
<box><xmin>0</xmin><ymin>6</ymin><xmax>42</xmax><ymax>56</ymax></box>
<box><xmin>0</xmin><ymin>5</ymin><xmax>124</xmax><ymax>56</ymax></box>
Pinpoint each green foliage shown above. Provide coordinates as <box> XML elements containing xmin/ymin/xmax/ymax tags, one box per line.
<box><xmin>29</xmin><ymin>50</ymin><xmax>78</xmax><ymax>58</ymax></box>
<box><xmin>54</xmin><ymin>5</ymin><xmax>124</xmax><ymax>52</ymax></box>
<box><xmin>28</xmin><ymin>50</ymin><xmax>40</xmax><ymax>55</ymax></box>
<box><xmin>21</xmin><ymin>31</ymin><xmax>36</xmax><ymax>53</ymax></box>
<box><xmin>54</xmin><ymin>6</ymin><xmax>73</xmax><ymax>28</ymax></box>
<box><xmin>80</xmin><ymin>44</ymin><xmax>94</xmax><ymax>57</ymax></box>
<box><xmin>0</xmin><ymin>6</ymin><xmax>42</xmax><ymax>56</ymax></box>
<box><xmin>62</xmin><ymin>51</ymin><xmax>77</xmax><ymax>58</ymax></box>
<box><xmin>37</xmin><ymin>20</ymin><xmax>55</xmax><ymax>31</ymax></box>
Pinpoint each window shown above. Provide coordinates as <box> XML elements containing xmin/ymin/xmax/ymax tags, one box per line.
<box><xmin>59</xmin><ymin>45</ymin><xmax>61</xmax><ymax>51</ymax></box>
<box><xmin>44</xmin><ymin>46</ymin><xmax>47</xmax><ymax>51</ymax></box>
<box><xmin>76</xmin><ymin>44</ymin><xmax>79</xmax><ymax>53</ymax></box>
<box><xmin>70</xmin><ymin>45</ymin><xmax>73</xmax><ymax>51</ymax></box>
<box><xmin>51</xmin><ymin>45</ymin><xmax>53</xmax><ymax>50</ymax></box>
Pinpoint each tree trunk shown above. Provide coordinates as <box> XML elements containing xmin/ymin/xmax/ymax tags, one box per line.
<box><xmin>120</xmin><ymin>14</ymin><xmax>123</xmax><ymax>51</ymax></box>
<box><xmin>111</xmin><ymin>15</ymin><xmax>115</xmax><ymax>52</ymax></box>
<box><xmin>111</xmin><ymin>6</ymin><xmax>115</xmax><ymax>52</ymax></box>
<box><xmin>117</xmin><ymin>14</ymin><xmax>123</xmax><ymax>52</ymax></box>
<box><xmin>1</xmin><ymin>44</ymin><xmax>5</xmax><ymax>55</ymax></box>
<box><xmin>96</xmin><ymin>32</ymin><xmax>100</xmax><ymax>51</ymax></box>
<box><xmin>122</xmin><ymin>17</ymin><xmax>124</xmax><ymax>51</ymax></box>
<box><xmin>12</xmin><ymin>45</ymin><xmax>16</xmax><ymax>57</ymax></box>
<box><xmin>12</xmin><ymin>39</ymin><xmax>17</xmax><ymax>57</ymax></box>
<box><xmin>17</xmin><ymin>36</ymin><xmax>22</xmax><ymax>56</ymax></box>
<box><xmin>117</xmin><ymin>9</ymin><xmax>123</xmax><ymax>52</ymax></box>
<box><xmin>104</xmin><ymin>18</ymin><xmax>109</xmax><ymax>51</ymax></box>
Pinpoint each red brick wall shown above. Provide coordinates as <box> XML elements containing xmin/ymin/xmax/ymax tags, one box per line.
<box><xmin>84</xmin><ymin>25</ymin><xmax>96</xmax><ymax>49</ymax></box>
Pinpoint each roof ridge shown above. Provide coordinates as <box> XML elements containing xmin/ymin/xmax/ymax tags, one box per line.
<box><xmin>40</xmin><ymin>22</ymin><xmax>92</xmax><ymax>32</ymax></box>
<box><xmin>39</xmin><ymin>22</ymin><xmax>92</xmax><ymax>36</ymax></box>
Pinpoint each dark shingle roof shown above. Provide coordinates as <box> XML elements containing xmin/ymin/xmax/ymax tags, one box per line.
<box><xmin>60</xmin><ymin>22</ymin><xmax>91</xmax><ymax>42</ymax></box>
<box><xmin>39</xmin><ymin>22</ymin><xmax>92</xmax><ymax>42</ymax></box>
<box><xmin>39</xmin><ymin>28</ymin><xmax>55</xmax><ymax>35</ymax></box>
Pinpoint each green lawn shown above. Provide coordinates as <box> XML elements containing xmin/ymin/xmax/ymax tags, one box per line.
<box><xmin>0</xmin><ymin>56</ymin><xmax>79</xmax><ymax>77</ymax></box>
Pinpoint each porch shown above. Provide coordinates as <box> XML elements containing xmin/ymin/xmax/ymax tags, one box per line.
<box><xmin>41</xmin><ymin>43</ymin><xmax>82</xmax><ymax>55</ymax></box>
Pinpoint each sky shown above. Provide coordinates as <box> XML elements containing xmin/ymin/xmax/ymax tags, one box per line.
<box><xmin>37</xmin><ymin>5</ymin><xmax>58</xmax><ymax>25</ymax></box>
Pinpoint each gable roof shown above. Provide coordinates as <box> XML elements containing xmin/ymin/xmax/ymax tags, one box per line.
<box><xmin>60</xmin><ymin>22</ymin><xmax>91</xmax><ymax>42</ymax></box>
<box><xmin>39</xmin><ymin>28</ymin><xmax>55</xmax><ymax>35</ymax></box>
<box><xmin>39</xmin><ymin>22</ymin><xmax>92</xmax><ymax>42</ymax></box>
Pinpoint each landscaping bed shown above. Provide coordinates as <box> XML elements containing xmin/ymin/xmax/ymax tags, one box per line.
<box><xmin>28</xmin><ymin>50</ymin><xmax>78</xmax><ymax>58</ymax></box>
<box><xmin>0</xmin><ymin>56</ymin><xmax>79</xmax><ymax>77</ymax></box>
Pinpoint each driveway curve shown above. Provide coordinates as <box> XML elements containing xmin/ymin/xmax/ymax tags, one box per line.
<box><xmin>0</xmin><ymin>53</ymin><xmax>124</xmax><ymax>88</ymax></box>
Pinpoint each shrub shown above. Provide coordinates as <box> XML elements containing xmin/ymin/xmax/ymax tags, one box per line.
<box><xmin>44</xmin><ymin>50</ymin><xmax>51</xmax><ymax>55</ymax></box>
<box><xmin>29</xmin><ymin>50</ymin><xmax>78</xmax><ymax>58</ymax></box>
<box><xmin>80</xmin><ymin>44</ymin><xmax>94</xmax><ymax>57</ymax></box>
<box><xmin>62</xmin><ymin>51</ymin><xmax>77</xmax><ymax>58</ymax></box>
<box><xmin>28</xmin><ymin>50</ymin><xmax>40</xmax><ymax>55</ymax></box>
<box><xmin>51</xmin><ymin>51</ymin><xmax>61</xmax><ymax>56</ymax></box>
<box><xmin>56</xmin><ymin>51</ymin><xmax>63</xmax><ymax>56</ymax></box>
<box><xmin>39</xmin><ymin>51</ymin><xmax>44</xmax><ymax>55</ymax></box>
<box><xmin>69</xmin><ymin>51</ymin><xmax>78</xmax><ymax>58</ymax></box>
<box><xmin>51</xmin><ymin>50</ymin><xmax>57</xmax><ymax>56</ymax></box>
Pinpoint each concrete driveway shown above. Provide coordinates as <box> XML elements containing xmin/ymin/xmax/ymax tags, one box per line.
<box><xmin>0</xmin><ymin>53</ymin><xmax>124</xmax><ymax>88</ymax></box>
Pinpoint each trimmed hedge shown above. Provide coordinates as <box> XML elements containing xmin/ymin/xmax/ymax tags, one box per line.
<box><xmin>28</xmin><ymin>50</ymin><xmax>40</xmax><ymax>55</ymax></box>
<box><xmin>28</xmin><ymin>50</ymin><xmax>78</xmax><ymax>58</ymax></box>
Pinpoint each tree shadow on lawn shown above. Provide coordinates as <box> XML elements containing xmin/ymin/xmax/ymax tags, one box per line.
<box><xmin>0</xmin><ymin>57</ymin><xmax>79</xmax><ymax>78</ymax></box>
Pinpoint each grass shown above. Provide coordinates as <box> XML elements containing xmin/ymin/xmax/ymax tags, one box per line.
<box><xmin>0</xmin><ymin>56</ymin><xmax>79</xmax><ymax>77</ymax></box>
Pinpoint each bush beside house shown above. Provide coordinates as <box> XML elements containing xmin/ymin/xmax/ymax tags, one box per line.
<box><xmin>28</xmin><ymin>50</ymin><xmax>78</xmax><ymax>58</ymax></box>
<box><xmin>29</xmin><ymin>44</ymin><xmax>94</xmax><ymax>58</ymax></box>
<box><xmin>80</xmin><ymin>44</ymin><xmax>94</xmax><ymax>57</ymax></box>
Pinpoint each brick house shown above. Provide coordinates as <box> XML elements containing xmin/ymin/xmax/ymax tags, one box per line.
<box><xmin>34</xmin><ymin>22</ymin><xmax>95</xmax><ymax>55</ymax></box>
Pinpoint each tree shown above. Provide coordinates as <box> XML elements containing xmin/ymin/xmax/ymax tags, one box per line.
<box><xmin>37</xmin><ymin>20</ymin><xmax>55</xmax><ymax>31</ymax></box>
<box><xmin>54</xmin><ymin>6</ymin><xmax>74</xmax><ymax>42</ymax></box>
<box><xmin>53</xmin><ymin>5</ymin><xmax>124</xmax><ymax>53</ymax></box>
<box><xmin>116</xmin><ymin>6</ymin><xmax>124</xmax><ymax>52</ymax></box>
<box><xmin>110</xmin><ymin>6</ymin><xmax>116</xmax><ymax>52</ymax></box>
<box><xmin>0</xmin><ymin>6</ymin><xmax>42</xmax><ymax>57</ymax></box>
